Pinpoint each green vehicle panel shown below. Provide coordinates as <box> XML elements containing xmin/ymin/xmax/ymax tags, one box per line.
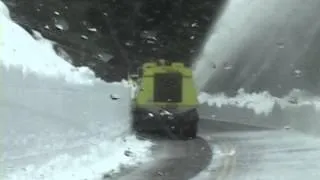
<box><xmin>131</xmin><ymin>60</ymin><xmax>200</xmax><ymax>140</ymax></box>
<box><xmin>133</xmin><ymin>62</ymin><xmax>199</xmax><ymax>110</ymax></box>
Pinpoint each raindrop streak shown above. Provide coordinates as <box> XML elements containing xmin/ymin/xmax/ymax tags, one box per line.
<box><xmin>53</xmin><ymin>17</ymin><xmax>69</xmax><ymax>31</ymax></box>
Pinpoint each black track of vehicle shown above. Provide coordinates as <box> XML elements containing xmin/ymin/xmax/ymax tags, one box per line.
<box><xmin>178</xmin><ymin>109</ymin><xmax>199</xmax><ymax>140</ymax></box>
<box><xmin>132</xmin><ymin>107</ymin><xmax>199</xmax><ymax>140</ymax></box>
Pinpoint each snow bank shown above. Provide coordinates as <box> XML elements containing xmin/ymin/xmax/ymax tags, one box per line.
<box><xmin>7</xmin><ymin>136</ymin><xmax>152</xmax><ymax>180</ymax></box>
<box><xmin>0</xmin><ymin>64</ymin><xmax>153</xmax><ymax>180</ymax></box>
<box><xmin>0</xmin><ymin>1</ymin><xmax>152</xmax><ymax>179</ymax></box>
<box><xmin>0</xmin><ymin>2</ymin><xmax>99</xmax><ymax>85</ymax></box>
<box><xmin>198</xmin><ymin>88</ymin><xmax>320</xmax><ymax>116</ymax></box>
<box><xmin>110</xmin><ymin>79</ymin><xmax>137</xmax><ymax>99</ymax></box>
<box><xmin>198</xmin><ymin>89</ymin><xmax>320</xmax><ymax>136</ymax></box>
<box><xmin>0</xmin><ymin>0</ymin><xmax>9</xmax><ymax>18</ymax></box>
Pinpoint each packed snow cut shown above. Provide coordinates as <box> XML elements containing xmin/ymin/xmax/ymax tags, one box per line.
<box><xmin>0</xmin><ymin>1</ymin><xmax>153</xmax><ymax>180</ymax></box>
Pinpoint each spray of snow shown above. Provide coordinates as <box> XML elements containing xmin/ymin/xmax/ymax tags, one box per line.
<box><xmin>192</xmin><ymin>0</ymin><xmax>320</xmax><ymax>94</ymax></box>
<box><xmin>192</xmin><ymin>0</ymin><xmax>273</xmax><ymax>89</ymax></box>
<box><xmin>192</xmin><ymin>0</ymin><xmax>278</xmax><ymax>89</ymax></box>
<box><xmin>191</xmin><ymin>0</ymin><xmax>320</xmax><ymax>138</ymax></box>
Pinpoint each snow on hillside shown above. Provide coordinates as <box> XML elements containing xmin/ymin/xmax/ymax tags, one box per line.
<box><xmin>0</xmin><ymin>1</ymin><xmax>153</xmax><ymax>180</ymax></box>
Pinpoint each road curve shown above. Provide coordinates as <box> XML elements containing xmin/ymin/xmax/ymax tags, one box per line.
<box><xmin>105</xmin><ymin>119</ymin><xmax>270</xmax><ymax>180</ymax></box>
<box><xmin>111</xmin><ymin>136</ymin><xmax>212</xmax><ymax>180</ymax></box>
<box><xmin>194</xmin><ymin>119</ymin><xmax>320</xmax><ymax>180</ymax></box>
<box><xmin>193</xmin><ymin>119</ymin><xmax>271</xmax><ymax>180</ymax></box>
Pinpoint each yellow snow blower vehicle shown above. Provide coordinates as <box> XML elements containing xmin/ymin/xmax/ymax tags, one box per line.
<box><xmin>131</xmin><ymin>59</ymin><xmax>199</xmax><ymax>140</ymax></box>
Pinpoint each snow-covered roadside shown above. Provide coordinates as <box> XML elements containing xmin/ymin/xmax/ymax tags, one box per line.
<box><xmin>198</xmin><ymin>89</ymin><xmax>320</xmax><ymax>135</ymax></box>
<box><xmin>198</xmin><ymin>88</ymin><xmax>320</xmax><ymax>116</ymax></box>
<box><xmin>0</xmin><ymin>1</ymin><xmax>153</xmax><ymax>180</ymax></box>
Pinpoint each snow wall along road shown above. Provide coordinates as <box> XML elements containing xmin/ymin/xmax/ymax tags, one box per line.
<box><xmin>193</xmin><ymin>0</ymin><xmax>320</xmax><ymax>136</ymax></box>
<box><xmin>0</xmin><ymin>2</ymin><xmax>152</xmax><ymax>180</ymax></box>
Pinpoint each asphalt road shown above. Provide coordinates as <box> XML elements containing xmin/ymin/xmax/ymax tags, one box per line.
<box><xmin>103</xmin><ymin>118</ymin><xmax>320</xmax><ymax>180</ymax></box>
<box><xmin>103</xmin><ymin>119</ymin><xmax>270</xmax><ymax>180</ymax></box>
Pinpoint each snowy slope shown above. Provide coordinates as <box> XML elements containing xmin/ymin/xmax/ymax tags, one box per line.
<box><xmin>0</xmin><ymin>2</ymin><xmax>152</xmax><ymax>180</ymax></box>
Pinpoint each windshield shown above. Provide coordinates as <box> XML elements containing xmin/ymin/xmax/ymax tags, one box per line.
<box><xmin>2</xmin><ymin>0</ymin><xmax>320</xmax><ymax>180</ymax></box>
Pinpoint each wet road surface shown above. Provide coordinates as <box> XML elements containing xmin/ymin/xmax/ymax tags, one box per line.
<box><xmin>104</xmin><ymin>119</ymin><xmax>270</xmax><ymax>180</ymax></box>
<box><xmin>104</xmin><ymin>118</ymin><xmax>320</xmax><ymax>180</ymax></box>
<box><xmin>194</xmin><ymin>122</ymin><xmax>320</xmax><ymax>180</ymax></box>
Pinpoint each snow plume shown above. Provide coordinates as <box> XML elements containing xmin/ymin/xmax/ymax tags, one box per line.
<box><xmin>192</xmin><ymin>0</ymin><xmax>274</xmax><ymax>89</ymax></box>
<box><xmin>192</xmin><ymin>0</ymin><xmax>320</xmax><ymax>96</ymax></box>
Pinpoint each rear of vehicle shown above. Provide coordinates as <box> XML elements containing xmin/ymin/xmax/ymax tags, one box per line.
<box><xmin>131</xmin><ymin>61</ymin><xmax>199</xmax><ymax>139</ymax></box>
